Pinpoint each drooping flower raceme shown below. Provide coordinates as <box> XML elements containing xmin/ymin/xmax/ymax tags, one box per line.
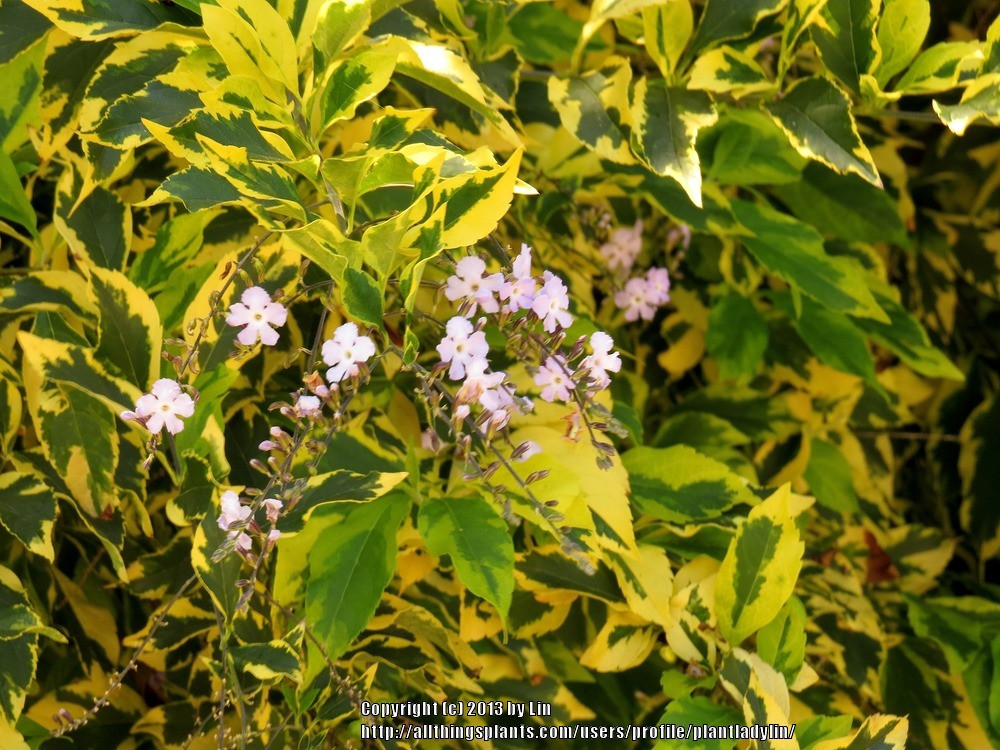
<box><xmin>444</xmin><ymin>256</ymin><xmax>503</xmax><ymax>315</ymax></box>
<box><xmin>121</xmin><ymin>379</ymin><xmax>196</xmax><ymax>435</ymax></box>
<box><xmin>531</xmin><ymin>271</ymin><xmax>573</xmax><ymax>333</ymax></box>
<box><xmin>437</xmin><ymin>316</ymin><xmax>489</xmax><ymax>380</ymax></box>
<box><xmin>600</xmin><ymin>220</ymin><xmax>643</xmax><ymax>272</ymax></box>
<box><xmin>217</xmin><ymin>490</ymin><xmax>252</xmax><ymax>551</ymax></box>
<box><xmin>226</xmin><ymin>286</ymin><xmax>288</xmax><ymax>346</ymax></box>
<box><xmin>580</xmin><ymin>331</ymin><xmax>622</xmax><ymax>389</ymax></box>
<box><xmin>322</xmin><ymin>323</ymin><xmax>376</xmax><ymax>382</ymax></box>
<box><xmin>534</xmin><ymin>355</ymin><xmax>576</xmax><ymax>403</ymax></box>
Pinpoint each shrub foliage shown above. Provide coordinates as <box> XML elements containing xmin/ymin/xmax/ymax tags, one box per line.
<box><xmin>0</xmin><ymin>0</ymin><xmax>999</xmax><ymax>747</ymax></box>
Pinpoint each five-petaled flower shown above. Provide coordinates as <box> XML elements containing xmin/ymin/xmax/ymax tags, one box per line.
<box><xmin>444</xmin><ymin>256</ymin><xmax>503</xmax><ymax>315</ymax></box>
<box><xmin>322</xmin><ymin>323</ymin><xmax>376</xmax><ymax>382</ymax></box>
<box><xmin>531</xmin><ymin>271</ymin><xmax>573</xmax><ymax>333</ymax></box>
<box><xmin>121</xmin><ymin>379</ymin><xmax>196</xmax><ymax>435</ymax></box>
<box><xmin>580</xmin><ymin>331</ymin><xmax>622</xmax><ymax>389</ymax></box>
<box><xmin>499</xmin><ymin>244</ymin><xmax>538</xmax><ymax>313</ymax></box>
<box><xmin>226</xmin><ymin>286</ymin><xmax>288</xmax><ymax>346</ymax></box>
<box><xmin>437</xmin><ymin>316</ymin><xmax>489</xmax><ymax>380</ymax></box>
<box><xmin>217</xmin><ymin>490</ymin><xmax>252</xmax><ymax>551</ymax></box>
<box><xmin>534</xmin><ymin>356</ymin><xmax>576</xmax><ymax>403</ymax></box>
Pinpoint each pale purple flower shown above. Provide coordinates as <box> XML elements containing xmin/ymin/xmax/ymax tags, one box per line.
<box><xmin>444</xmin><ymin>256</ymin><xmax>503</xmax><ymax>315</ymax></box>
<box><xmin>515</xmin><ymin>440</ymin><xmax>542</xmax><ymax>462</ymax></box>
<box><xmin>499</xmin><ymin>244</ymin><xmax>538</xmax><ymax>313</ymax></box>
<box><xmin>614</xmin><ymin>277</ymin><xmax>658</xmax><ymax>322</ymax></box>
<box><xmin>580</xmin><ymin>331</ymin><xmax>622</xmax><ymax>389</ymax></box>
<box><xmin>456</xmin><ymin>358</ymin><xmax>504</xmax><ymax>403</ymax></box>
<box><xmin>122</xmin><ymin>378</ymin><xmax>195</xmax><ymax>435</ymax></box>
<box><xmin>534</xmin><ymin>356</ymin><xmax>576</xmax><ymax>403</ymax></box>
<box><xmin>217</xmin><ymin>490</ymin><xmax>252</xmax><ymax>551</ymax></box>
<box><xmin>322</xmin><ymin>323</ymin><xmax>376</xmax><ymax>382</ymax></box>
<box><xmin>436</xmin><ymin>316</ymin><xmax>489</xmax><ymax>380</ymax></box>
<box><xmin>645</xmin><ymin>267</ymin><xmax>671</xmax><ymax>306</ymax></box>
<box><xmin>226</xmin><ymin>286</ymin><xmax>287</xmax><ymax>346</ymax></box>
<box><xmin>531</xmin><ymin>271</ymin><xmax>573</xmax><ymax>333</ymax></box>
<box><xmin>295</xmin><ymin>394</ymin><xmax>322</xmax><ymax>417</ymax></box>
<box><xmin>262</xmin><ymin>497</ymin><xmax>282</xmax><ymax>524</ymax></box>
<box><xmin>266</xmin><ymin>529</ymin><xmax>281</xmax><ymax>544</ymax></box>
<box><xmin>600</xmin><ymin>220</ymin><xmax>643</xmax><ymax>272</ymax></box>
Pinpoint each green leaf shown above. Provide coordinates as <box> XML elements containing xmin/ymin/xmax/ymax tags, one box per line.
<box><xmin>0</xmin><ymin>1</ymin><xmax>50</xmax><ymax>66</ymax></box>
<box><xmin>91</xmin><ymin>80</ymin><xmax>201</xmax><ymax>150</ymax></box>
<box><xmin>906</xmin><ymin>595</ymin><xmax>1000</xmax><ymax>672</ymax></box>
<box><xmin>875</xmin><ymin>0</ymin><xmax>930</xmax><ymax>85</ymax></box>
<box><xmin>803</xmin><ymin>437</ymin><xmax>860</xmax><ymax>513</ymax></box>
<box><xmin>933</xmin><ymin>74</ymin><xmax>1000</xmax><ymax>136</ymax></box>
<box><xmin>342</xmin><ymin>268</ymin><xmax>384</xmax><ymax>329</ymax></box>
<box><xmin>895</xmin><ymin>41</ymin><xmax>982</xmax><ymax>94</ymax></box>
<box><xmin>319</xmin><ymin>41</ymin><xmax>398</xmax><ymax>130</ymax></box>
<box><xmin>305</xmin><ymin>492</ymin><xmax>409</xmax><ymax>666</ymax></box>
<box><xmin>418</xmin><ymin>496</ymin><xmax>514</xmax><ymax>622</ymax></box>
<box><xmin>772</xmin><ymin>163</ymin><xmax>909</xmax><ymax>246</ymax></box>
<box><xmin>705</xmin><ymin>293</ymin><xmax>768</xmax><ymax>379</ymax></box>
<box><xmin>0</xmin><ymin>152</ymin><xmax>37</xmax><ymax>237</ymax></box>
<box><xmin>231</xmin><ymin>641</ymin><xmax>302</xmax><ymax>682</ymax></box>
<box><xmin>517</xmin><ymin>549</ymin><xmax>622</xmax><ymax>602</ymax></box>
<box><xmin>312</xmin><ymin>0</ymin><xmax>372</xmax><ymax>70</ymax></box>
<box><xmin>777</xmin><ymin>293</ymin><xmax>877</xmax><ymax>383</ymax></box>
<box><xmin>715</xmin><ymin>484</ymin><xmax>803</xmax><ymax>645</ymax></box>
<box><xmin>0</xmin><ymin>566</ymin><xmax>43</xmax><ymax>722</ymax></box>
<box><xmin>820</xmin><ymin>714</ymin><xmax>908</xmax><ymax>750</ymax></box>
<box><xmin>689</xmin><ymin>0</ymin><xmax>786</xmax><ymax>54</ymax></box>
<box><xmin>657</xmin><ymin>696</ymin><xmax>741</xmax><ymax>750</ymax></box>
<box><xmin>21</xmin><ymin>0</ymin><xmax>187</xmax><ymax>40</ymax></box>
<box><xmin>0</xmin><ymin>34</ymin><xmax>44</xmax><ymax>151</ymax></box>
<box><xmin>642</xmin><ymin>1</ymin><xmax>693</xmax><ymax>77</ymax></box>
<box><xmin>145</xmin><ymin>166</ymin><xmax>244</xmax><ymax>213</ymax></box>
<box><xmin>688</xmin><ymin>45</ymin><xmax>773</xmax><ymax>99</ymax></box>
<box><xmin>88</xmin><ymin>267</ymin><xmax>161</xmax><ymax>388</ymax></box>
<box><xmin>279</xmin><ymin>469</ymin><xmax>407</xmax><ymax>536</ymax></box>
<box><xmin>629</xmin><ymin>77</ymin><xmax>717</xmax><ymax>207</ymax></box>
<box><xmin>756</xmin><ymin>595</ymin><xmax>807</xmax><ymax>682</ymax></box>
<box><xmin>0</xmin><ymin>472</ymin><xmax>57</xmax><ymax>561</ymax></box>
<box><xmin>780</xmin><ymin>0</ymin><xmax>828</xmax><ymax>74</ymax></box>
<box><xmin>54</xmin><ymin>182</ymin><xmax>131</xmax><ymax>270</ymax></box>
<box><xmin>547</xmin><ymin>57</ymin><xmax>634</xmax><ymax>164</ymax></box>
<box><xmin>851</xmin><ymin>289</ymin><xmax>962</xmax><ymax>379</ymax></box>
<box><xmin>623</xmin><ymin>445</ymin><xmax>757</xmax><ymax>523</ymax></box>
<box><xmin>811</xmin><ymin>0</ymin><xmax>881</xmax><ymax>94</ymax></box>
<box><xmin>731</xmin><ymin>199</ymin><xmax>888</xmax><ymax>321</ymax></box>
<box><xmin>959</xmin><ymin>395</ymin><xmax>1000</xmax><ymax>547</ymax></box>
<box><xmin>702</xmin><ymin>108</ymin><xmax>806</xmax><ymax>186</ymax></box>
<box><xmin>395</xmin><ymin>40</ymin><xmax>519</xmax><ymax>147</ymax></box>
<box><xmin>796</xmin><ymin>715</ymin><xmax>855</xmax><ymax>750</ymax></box>
<box><xmin>765</xmin><ymin>75</ymin><xmax>880</xmax><ymax>186</ymax></box>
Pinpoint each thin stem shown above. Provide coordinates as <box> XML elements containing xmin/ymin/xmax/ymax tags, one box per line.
<box><xmin>53</xmin><ymin>574</ymin><xmax>198</xmax><ymax>737</ymax></box>
<box><xmin>854</xmin><ymin>430</ymin><xmax>962</xmax><ymax>443</ymax></box>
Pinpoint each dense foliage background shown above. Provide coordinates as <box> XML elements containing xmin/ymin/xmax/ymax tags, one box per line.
<box><xmin>1</xmin><ymin>0</ymin><xmax>999</xmax><ymax>747</ymax></box>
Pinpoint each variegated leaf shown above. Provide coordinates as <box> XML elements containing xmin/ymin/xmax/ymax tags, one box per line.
<box><xmin>715</xmin><ymin>485</ymin><xmax>804</xmax><ymax>645</ymax></box>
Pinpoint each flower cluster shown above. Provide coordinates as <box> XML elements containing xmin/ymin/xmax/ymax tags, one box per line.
<box><xmin>216</xmin><ymin>489</ymin><xmax>281</xmax><ymax>551</ymax></box>
<box><xmin>435</xmin><ymin>244</ymin><xmax>625</xmax><ymax>454</ymax></box>
<box><xmin>596</xmin><ymin>219</ymin><xmax>673</xmax><ymax>322</ymax></box>
<box><xmin>614</xmin><ymin>266</ymin><xmax>671</xmax><ymax>322</ymax></box>
<box><xmin>599</xmin><ymin>220</ymin><xmax>643</xmax><ymax>272</ymax></box>
<box><xmin>121</xmin><ymin>379</ymin><xmax>196</xmax><ymax>435</ymax></box>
